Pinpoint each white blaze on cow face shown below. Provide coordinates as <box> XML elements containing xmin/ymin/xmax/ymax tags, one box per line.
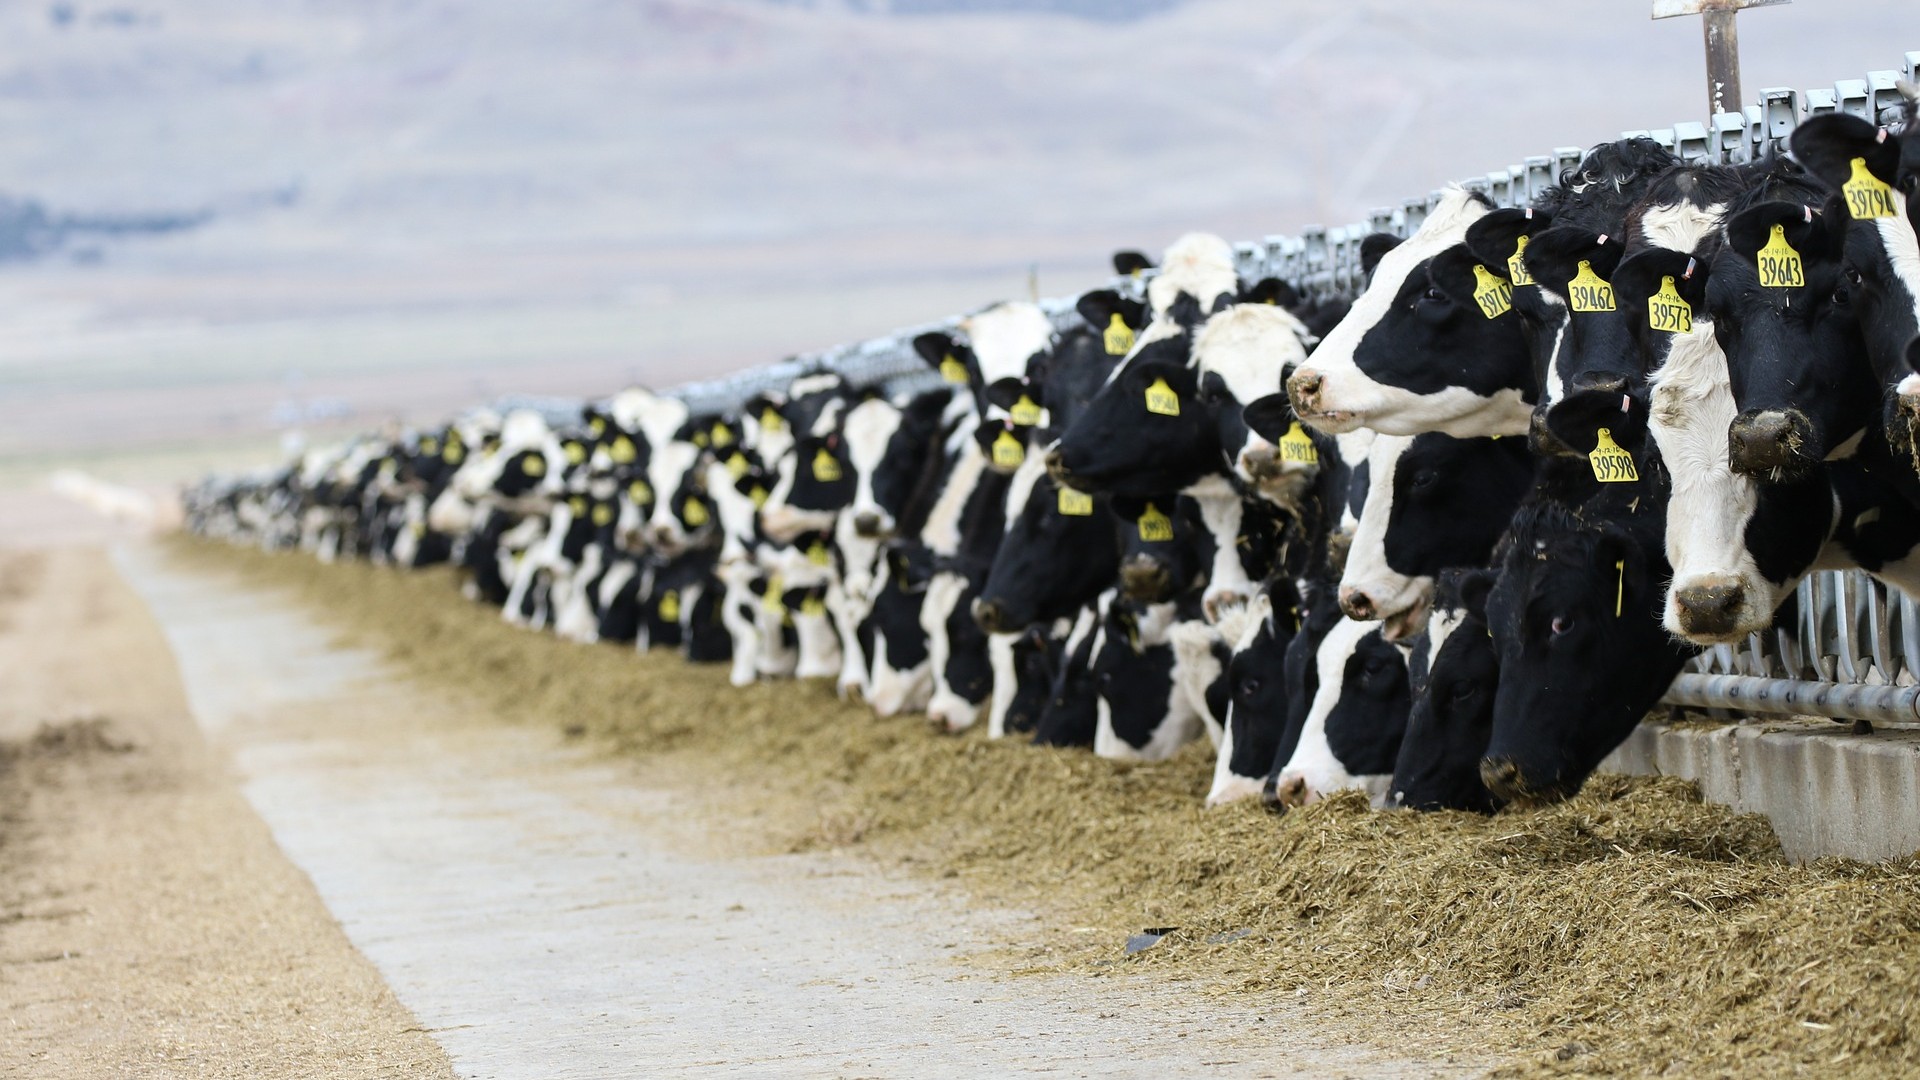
<box><xmin>1205</xmin><ymin>597</ymin><xmax>1269</xmax><ymax>807</ymax></box>
<box><xmin>841</xmin><ymin>397</ymin><xmax>907</xmax><ymax>541</ymax></box>
<box><xmin>1166</xmin><ymin>618</ymin><xmax>1228</xmax><ymax>748</ymax></box>
<box><xmin>921</xmin><ymin>571</ymin><xmax>979</xmax><ymax>732</ymax></box>
<box><xmin>642</xmin><ymin>438</ymin><xmax>703</xmax><ymax>553</ymax></box>
<box><xmin>1289</xmin><ymin>189</ymin><xmax>1526</xmax><ymax>436</ymax></box>
<box><xmin>1188</xmin><ymin>477</ymin><xmax>1252</xmax><ymax>621</ymax></box>
<box><xmin>1147</xmin><ymin>233</ymin><xmax>1240</xmax><ymax>321</ymax></box>
<box><xmin>920</xmin><ymin>417</ymin><xmax>987</xmax><ymax>556</ymax></box>
<box><xmin>1272</xmin><ymin>616</ymin><xmax>1395</xmax><ymax>807</ymax></box>
<box><xmin>986</xmin><ymin>631</ymin><xmax>1022</xmax><ymax>739</ymax></box>
<box><xmin>961</xmin><ymin>302</ymin><xmax>1054</xmax><ymax>403</ymax></box>
<box><xmin>1191</xmin><ymin>304</ymin><xmax>1316</xmax><ymax>500</ymax></box>
<box><xmin>1339</xmin><ymin>433</ymin><xmax>1431</xmax><ymax>641</ymax></box>
<box><xmin>1648</xmin><ymin>319</ymin><xmax>1796</xmax><ymax>643</ymax></box>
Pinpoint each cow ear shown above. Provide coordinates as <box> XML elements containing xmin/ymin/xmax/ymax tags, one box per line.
<box><xmin>1612</xmin><ymin>248</ymin><xmax>1709</xmax><ymax>312</ymax></box>
<box><xmin>1426</xmin><ymin>246</ymin><xmax>1499</xmax><ymax>310</ymax></box>
<box><xmin>1521</xmin><ymin>227</ymin><xmax>1623</xmax><ymax>296</ymax></box>
<box><xmin>1241</xmin><ymin>393</ymin><xmax>1296</xmax><ymax>443</ymax></box>
<box><xmin>1464</xmin><ymin>207</ymin><xmax>1553</xmax><ymax>271</ymax></box>
<box><xmin>1108</xmin><ymin>494</ymin><xmax>1144</xmax><ymax>522</ymax></box>
<box><xmin>1076</xmin><ymin>288</ymin><xmax>1146</xmax><ymax>334</ymax></box>
<box><xmin>1790</xmin><ymin>112</ymin><xmax>1898</xmax><ymax>196</ymax></box>
<box><xmin>1359</xmin><ymin>232</ymin><xmax>1404</xmax><ymax>278</ymax></box>
<box><xmin>1239</xmin><ymin>276</ymin><xmax>1300</xmax><ymax>308</ymax></box>
<box><xmin>1723</xmin><ymin>200</ymin><xmax>1830</xmax><ymax>265</ymax></box>
<box><xmin>983</xmin><ymin>377</ymin><xmax>1039</xmax><ymax>413</ymax></box>
<box><xmin>1112</xmin><ymin>250</ymin><xmax>1155</xmax><ymax>277</ymax></box>
<box><xmin>1455</xmin><ymin>568</ymin><xmax>1497</xmax><ymax>622</ymax></box>
<box><xmin>913</xmin><ymin>331</ymin><xmax>963</xmax><ymax>372</ymax></box>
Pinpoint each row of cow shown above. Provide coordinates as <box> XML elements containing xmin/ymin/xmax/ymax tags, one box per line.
<box><xmin>188</xmin><ymin>96</ymin><xmax>1920</xmax><ymax>815</ymax></box>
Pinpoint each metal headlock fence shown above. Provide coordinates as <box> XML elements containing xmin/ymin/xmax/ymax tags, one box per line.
<box><xmin>644</xmin><ymin>48</ymin><xmax>1920</xmax><ymax>724</ymax></box>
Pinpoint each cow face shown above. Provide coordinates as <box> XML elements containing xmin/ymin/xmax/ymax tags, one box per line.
<box><xmin>1389</xmin><ymin>569</ymin><xmax>1501</xmax><ymax>813</ymax></box>
<box><xmin>866</xmin><ymin>544</ymin><xmax>935</xmax><ymax>717</ymax></box>
<box><xmin>1091</xmin><ymin>598</ymin><xmax>1194</xmax><ymax>762</ymax></box>
<box><xmin>1268</xmin><ymin>615</ymin><xmax>1412</xmax><ymax>808</ymax></box>
<box><xmin>922</xmin><ymin>568</ymin><xmax>993</xmax><ymax>732</ymax></box>
<box><xmin>1481</xmin><ymin>501</ymin><xmax>1691</xmax><ymax>804</ymax></box>
<box><xmin>1190</xmin><ymin>304</ymin><xmax>1317</xmax><ymax>507</ymax></box>
<box><xmin>1710</xmin><ymin>199</ymin><xmax>1878</xmax><ymax>479</ymax></box>
<box><xmin>1339</xmin><ymin>431</ymin><xmax>1533</xmax><ymax>641</ymax></box>
<box><xmin>1286</xmin><ymin>189</ymin><xmax>1534</xmax><ymax>438</ymax></box>
<box><xmin>974</xmin><ymin>460</ymin><xmax>1118</xmax><ymax>635</ymax></box>
<box><xmin>1046</xmin><ymin>327</ymin><xmax>1211</xmax><ymax>495</ymax></box>
<box><xmin>1205</xmin><ymin>593</ymin><xmax>1299</xmax><ymax>807</ymax></box>
<box><xmin>1034</xmin><ymin>603</ymin><xmax>1101</xmax><ymax>748</ymax></box>
<box><xmin>1646</xmin><ymin>314</ymin><xmax>1835</xmax><ymax>643</ymax></box>
<box><xmin>1521</xmin><ymin>227</ymin><xmax>1637</xmax><ymax>457</ymax></box>
<box><xmin>1110</xmin><ymin>495</ymin><xmax>1209</xmax><ymax>603</ymax></box>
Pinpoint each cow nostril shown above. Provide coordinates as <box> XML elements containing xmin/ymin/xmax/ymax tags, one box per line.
<box><xmin>1676</xmin><ymin>582</ymin><xmax>1744</xmax><ymax>632</ymax></box>
<box><xmin>1568</xmin><ymin>371</ymin><xmax>1628</xmax><ymax>397</ymax></box>
<box><xmin>1727</xmin><ymin>411</ymin><xmax>1809</xmax><ymax>476</ymax></box>
<box><xmin>853</xmin><ymin>512</ymin><xmax>883</xmax><ymax>537</ymax></box>
<box><xmin>1338</xmin><ymin>586</ymin><xmax>1375</xmax><ymax>622</ymax></box>
<box><xmin>1528</xmin><ymin>407</ymin><xmax>1579</xmax><ymax>458</ymax></box>
<box><xmin>1479</xmin><ymin>757</ymin><xmax>1523</xmax><ymax>800</ymax></box>
<box><xmin>1286</xmin><ymin>369</ymin><xmax>1323</xmax><ymax>408</ymax></box>
<box><xmin>1275</xmin><ymin>776</ymin><xmax>1311</xmax><ymax>809</ymax></box>
<box><xmin>973</xmin><ymin>599</ymin><xmax>1006</xmax><ymax>634</ymax></box>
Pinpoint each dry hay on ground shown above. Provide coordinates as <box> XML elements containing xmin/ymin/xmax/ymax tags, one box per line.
<box><xmin>181</xmin><ymin>538</ymin><xmax>1920</xmax><ymax>1077</ymax></box>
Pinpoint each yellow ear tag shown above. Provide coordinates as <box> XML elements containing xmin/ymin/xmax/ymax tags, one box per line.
<box><xmin>749</xmin><ymin>485</ymin><xmax>769</xmax><ymax>508</ymax></box>
<box><xmin>1843</xmin><ymin>157</ymin><xmax>1899</xmax><ymax>219</ymax></box>
<box><xmin>681</xmin><ymin>498</ymin><xmax>708</xmax><ymax>527</ymax></box>
<box><xmin>1507</xmin><ymin>234</ymin><xmax>1535</xmax><ymax>286</ymax></box>
<box><xmin>940</xmin><ymin>354</ymin><xmax>970</xmax><ymax>384</ymax></box>
<box><xmin>1278</xmin><ymin>422</ymin><xmax>1319</xmax><ymax>465</ymax></box>
<box><xmin>711</xmin><ymin>423</ymin><xmax>734</xmax><ymax>448</ymax></box>
<box><xmin>1614</xmin><ymin>559</ymin><xmax>1626</xmax><ymax>618</ymax></box>
<box><xmin>589</xmin><ymin>416</ymin><xmax>607</xmax><ymax>436</ymax></box>
<box><xmin>521</xmin><ymin>454</ymin><xmax>546</xmax><ymax>477</ymax></box>
<box><xmin>1057</xmin><ymin>486</ymin><xmax>1094</xmax><ymax>516</ymax></box>
<box><xmin>657</xmin><ymin>590</ymin><xmax>680</xmax><ymax>622</ymax></box>
<box><xmin>591</xmin><ymin>502</ymin><xmax>614</xmax><ymax>526</ymax></box>
<box><xmin>1137</xmin><ymin>502</ymin><xmax>1174</xmax><ymax>542</ymax></box>
<box><xmin>1103</xmin><ymin>313</ymin><xmax>1136</xmax><ymax>356</ymax></box>
<box><xmin>692</xmin><ymin>430</ymin><xmax>709</xmax><ymax>448</ymax></box>
<box><xmin>627</xmin><ymin>479</ymin><xmax>653</xmax><ymax>504</ymax></box>
<box><xmin>564</xmin><ymin>442</ymin><xmax>587</xmax><ymax>465</ymax></box>
<box><xmin>1568</xmin><ymin>260</ymin><xmax>1615</xmax><ymax>312</ymax></box>
<box><xmin>1009</xmin><ymin>394</ymin><xmax>1043</xmax><ymax>426</ymax></box>
<box><xmin>1647</xmin><ymin>275</ymin><xmax>1692</xmax><ymax>334</ymax></box>
<box><xmin>800</xmin><ymin>595</ymin><xmax>827</xmax><ymax>617</ymax></box>
<box><xmin>568</xmin><ymin>495</ymin><xmax>588</xmax><ymax>516</ymax></box>
<box><xmin>726</xmin><ymin>452</ymin><xmax>749</xmax><ymax>480</ymax></box>
<box><xmin>808</xmin><ymin>541</ymin><xmax>831</xmax><ymax>567</ymax></box>
<box><xmin>1588</xmin><ymin>427</ymin><xmax>1639</xmax><ymax>483</ymax></box>
<box><xmin>1471</xmin><ymin>264</ymin><xmax>1513</xmax><ymax>319</ymax></box>
<box><xmin>760</xmin><ymin>407</ymin><xmax>784</xmax><ymax>433</ymax></box>
<box><xmin>1757</xmin><ymin>223</ymin><xmax>1805</xmax><ymax>288</ymax></box>
<box><xmin>421</xmin><ymin>436</ymin><xmax>439</xmax><ymax>455</ymax></box>
<box><xmin>991</xmin><ymin>430</ymin><xmax>1025</xmax><ymax>468</ymax></box>
<box><xmin>442</xmin><ymin>442</ymin><xmax>464</xmax><ymax>464</ymax></box>
<box><xmin>811</xmin><ymin>448</ymin><xmax>842</xmax><ymax>482</ymax></box>
<box><xmin>1144</xmin><ymin>377</ymin><xmax>1180</xmax><ymax>417</ymax></box>
<box><xmin>762</xmin><ymin>575</ymin><xmax>786</xmax><ymax>614</ymax></box>
<box><xmin>411</xmin><ymin>520</ymin><xmax>426</xmax><ymax>538</ymax></box>
<box><xmin>609</xmin><ymin>436</ymin><xmax>637</xmax><ymax>464</ymax></box>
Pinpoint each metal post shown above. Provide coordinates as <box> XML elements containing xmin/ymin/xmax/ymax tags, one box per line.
<box><xmin>1652</xmin><ymin>0</ymin><xmax>1789</xmax><ymax>121</ymax></box>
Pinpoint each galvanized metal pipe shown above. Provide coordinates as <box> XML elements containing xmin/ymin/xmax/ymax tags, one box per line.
<box><xmin>1662</xmin><ymin>673</ymin><xmax>1920</xmax><ymax>724</ymax></box>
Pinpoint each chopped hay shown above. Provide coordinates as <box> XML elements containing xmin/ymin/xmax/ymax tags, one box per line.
<box><xmin>176</xmin><ymin>538</ymin><xmax>1920</xmax><ymax>1077</ymax></box>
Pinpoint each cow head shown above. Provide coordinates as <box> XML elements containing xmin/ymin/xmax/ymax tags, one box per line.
<box><xmin>1204</xmin><ymin>591</ymin><xmax>1299</xmax><ymax>807</ymax></box>
<box><xmin>1286</xmin><ymin>189</ymin><xmax>1534</xmax><ymax>438</ymax></box>
<box><xmin>974</xmin><ymin>461</ymin><xmax>1118</xmax><ymax>635</ymax></box>
<box><xmin>1389</xmin><ymin>568</ymin><xmax>1501</xmax><ymax>813</ymax></box>
<box><xmin>1521</xmin><ymin>226</ymin><xmax>1636</xmax><ymax>457</ymax></box>
<box><xmin>1267</xmin><ymin>613</ymin><xmax>1412</xmax><ymax>809</ymax></box>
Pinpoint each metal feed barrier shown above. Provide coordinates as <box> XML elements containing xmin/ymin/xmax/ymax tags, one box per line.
<box><xmin>624</xmin><ymin>48</ymin><xmax>1920</xmax><ymax>725</ymax></box>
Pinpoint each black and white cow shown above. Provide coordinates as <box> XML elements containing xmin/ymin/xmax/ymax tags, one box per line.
<box><xmin>1388</xmin><ymin>568</ymin><xmax>1502</xmax><ymax>813</ymax></box>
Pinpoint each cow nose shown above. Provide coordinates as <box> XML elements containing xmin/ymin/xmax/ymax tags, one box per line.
<box><xmin>650</xmin><ymin>524</ymin><xmax>678</xmax><ymax>546</ymax></box>
<box><xmin>1119</xmin><ymin>555</ymin><xmax>1172</xmax><ymax>601</ymax></box>
<box><xmin>1273</xmin><ymin>775</ymin><xmax>1312</xmax><ymax>809</ymax></box>
<box><xmin>972</xmin><ymin>597</ymin><xmax>1010</xmax><ymax>634</ymax></box>
<box><xmin>1240</xmin><ymin>443</ymin><xmax>1281</xmax><ymax>480</ymax></box>
<box><xmin>853</xmin><ymin>511</ymin><xmax>883</xmax><ymax>537</ymax></box>
<box><xmin>1338</xmin><ymin>585</ymin><xmax>1375</xmax><ymax>621</ymax></box>
<box><xmin>1568</xmin><ymin>371</ymin><xmax>1628</xmax><ymax>398</ymax></box>
<box><xmin>1286</xmin><ymin>368</ymin><xmax>1323</xmax><ymax>414</ymax></box>
<box><xmin>1727</xmin><ymin>409</ymin><xmax>1813</xmax><ymax>478</ymax></box>
<box><xmin>1528</xmin><ymin>405</ymin><xmax>1578</xmax><ymax>458</ymax></box>
<box><xmin>1479</xmin><ymin>757</ymin><xmax>1526</xmax><ymax>803</ymax></box>
<box><xmin>1675</xmin><ymin>581</ymin><xmax>1746</xmax><ymax>637</ymax></box>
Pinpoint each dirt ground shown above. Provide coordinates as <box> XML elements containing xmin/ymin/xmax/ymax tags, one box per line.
<box><xmin>0</xmin><ymin>545</ymin><xmax>454</xmax><ymax>1079</ymax></box>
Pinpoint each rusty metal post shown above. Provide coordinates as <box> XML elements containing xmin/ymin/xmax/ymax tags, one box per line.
<box><xmin>1653</xmin><ymin>0</ymin><xmax>1789</xmax><ymax>121</ymax></box>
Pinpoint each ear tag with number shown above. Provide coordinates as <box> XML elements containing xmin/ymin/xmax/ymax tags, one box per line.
<box><xmin>711</xmin><ymin>422</ymin><xmax>734</xmax><ymax>448</ymax></box>
<box><xmin>521</xmin><ymin>454</ymin><xmax>546</xmax><ymax>477</ymax></box>
<box><xmin>726</xmin><ymin>452</ymin><xmax>750</xmax><ymax>480</ymax></box>
<box><xmin>762</xmin><ymin>574</ymin><xmax>786</xmax><ymax>614</ymax></box>
<box><xmin>421</xmin><ymin>435</ymin><xmax>440</xmax><ymax>455</ymax></box>
<box><xmin>1568</xmin><ymin>260</ymin><xmax>1616</xmax><ymax>312</ymax></box>
<box><xmin>609</xmin><ymin>435</ymin><xmax>637</xmax><ymax>464</ymax></box>
<box><xmin>1278</xmin><ymin>422</ymin><xmax>1319</xmax><ymax>465</ymax></box>
<box><xmin>568</xmin><ymin>495</ymin><xmax>588</xmax><ymax>516</ymax></box>
<box><xmin>808</xmin><ymin>541</ymin><xmax>831</xmax><ymax>567</ymax></box>
<box><xmin>1057</xmin><ymin>486</ymin><xmax>1094</xmax><ymax>516</ymax></box>
<box><xmin>1588</xmin><ymin>427</ymin><xmax>1639</xmax><ymax>483</ymax></box>
<box><xmin>1103</xmin><ymin>313</ymin><xmax>1136</xmax><ymax>356</ymax></box>
<box><xmin>1144</xmin><ymin>377</ymin><xmax>1180</xmax><ymax>416</ymax></box>
<box><xmin>1009</xmin><ymin>394</ymin><xmax>1043</xmax><ymax>426</ymax></box>
<box><xmin>1507</xmin><ymin>234</ymin><xmax>1535</xmax><ymax>286</ymax></box>
<box><xmin>1137</xmin><ymin>502</ymin><xmax>1174</xmax><ymax>542</ymax></box>
<box><xmin>1647</xmin><ymin>276</ymin><xmax>1692</xmax><ymax>333</ymax></box>
<box><xmin>1843</xmin><ymin>157</ymin><xmax>1899</xmax><ymax>219</ymax></box>
<box><xmin>564</xmin><ymin>441</ymin><xmax>587</xmax><ymax>465</ymax></box>
<box><xmin>589</xmin><ymin>416</ymin><xmax>607</xmax><ymax>436</ymax></box>
<box><xmin>1471</xmin><ymin>264</ymin><xmax>1513</xmax><ymax>319</ymax></box>
<box><xmin>591</xmin><ymin>502</ymin><xmax>614</xmax><ymax>527</ymax></box>
<box><xmin>628</xmin><ymin>479</ymin><xmax>653</xmax><ymax>504</ymax></box>
<box><xmin>749</xmin><ymin>484</ymin><xmax>769</xmax><ymax>508</ymax></box>
<box><xmin>991</xmin><ymin>429</ymin><xmax>1025</xmax><ymax>468</ymax></box>
<box><xmin>800</xmin><ymin>595</ymin><xmax>827</xmax><ymax>617</ymax></box>
<box><xmin>940</xmin><ymin>354</ymin><xmax>970</xmax><ymax>384</ymax></box>
<box><xmin>693</xmin><ymin>430</ymin><xmax>709</xmax><ymax>448</ymax></box>
<box><xmin>681</xmin><ymin>497</ymin><xmax>708</xmax><ymax>527</ymax></box>
<box><xmin>442</xmin><ymin>441</ymin><xmax>464</xmax><ymax>464</ymax></box>
<box><xmin>1757</xmin><ymin>223</ymin><xmax>1805</xmax><ymax>288</ymax></box>
<box><xmin>760</xmin><ymin>407</ymin><xmax>784</xmax><ymax>433</ymax></box>
<box><xmin>812</xmin><ymin>448</ymin><xmax>842</xmax><ymax>482</ymax></box>
<box><xmin>657</xmin><ymin>590</ymin><xmax>680</xmax><ymax>622</ymax></box>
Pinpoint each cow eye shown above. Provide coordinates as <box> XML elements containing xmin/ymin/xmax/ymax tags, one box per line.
<box><xmin>1550</xmin><ymin>615</ymin><xmax>1574</xmax><ymax>637</ymax></box>
<box><xmin>1409</xmin><ymin>471</ymin><xmax>1438</xmax><ymax>492</ymax></box>
<box><xmin>1448</xmin><ymin>679</ymin><xmax>1477</xmax><ymax>702</ymax></box>
<box><xmin>1238</xmin><ymin>676</ymin><xmax>1262</xmax><ymax>697</ymax></box>
<box><xmin>1421</xmin><ymin>287</ymin><xmax>1447</xmax><ymax>304</ymax></box>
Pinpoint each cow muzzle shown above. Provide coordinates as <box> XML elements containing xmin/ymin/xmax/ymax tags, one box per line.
<box><xmin>1119</xmin><ymin>555</ymin><xmax>1173</xmax><ymax>602</ymax></box>
<box><xmin>852</xmin><ymin>511</ymin><xmax>887</xmax><ymax>538</ymax></box>
<box><xmin>1527</xmin><ymin>404</ymin><xmax>1578</xmax><ymax>457</ymax></box>
<box><xmin>1284</xmin><ymin>367</ymin><xmax>1352</xmax><ymax>429</ymax></box>
<box><xmin>1727</xmin><ymin>409</ymin><xmax>1816</xmax><ymax>479</ymax></box>
<box><xmin>971</xmin><ymin>597</ymin><xmax>1022</xmax><ymax>635</ymax></box>
<box><xmin>1270</xmin><ymin>773</ymin><xmax>1312</xmax><ymax>810</ymax></box>
<box><xmin>1672</xmin><ymin>577</ymin><xmax>1751</xmax><ymax>641</ymax></box>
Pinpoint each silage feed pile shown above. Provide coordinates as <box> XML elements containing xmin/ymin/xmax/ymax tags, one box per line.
<box><xmin>188</xmin><ymin>540</ymin><xmax>1920</xmax><ymax>1077</ymax></box>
